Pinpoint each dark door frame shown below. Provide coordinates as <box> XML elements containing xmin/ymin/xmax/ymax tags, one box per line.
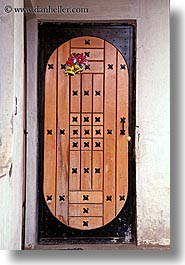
<box><xmin>37</xmin><ymin>22</ymin><xmax>136</xmax><ymax>245</ymax></box>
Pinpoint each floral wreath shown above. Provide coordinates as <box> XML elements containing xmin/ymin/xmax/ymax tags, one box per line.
<box><xmin>64</xmin><ymin>53</ymin><xmax>88</xmax><ymax>76</ymax></box>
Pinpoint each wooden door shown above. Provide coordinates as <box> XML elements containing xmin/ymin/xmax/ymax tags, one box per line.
<box><xmin>44</xmin><ymin>36</ymin><xmax>129</xmax><ymax>230</ymax></box>
<box><xmin>39</xmin><ymin>24</ymin><xmax>135</xmax><ymax>243</ymax></box>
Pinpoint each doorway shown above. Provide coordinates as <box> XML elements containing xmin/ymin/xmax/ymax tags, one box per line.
<box><xmin>38</xmin><ymin>23</ymin><xmax>135</xmax><ymax>244</ymax></box>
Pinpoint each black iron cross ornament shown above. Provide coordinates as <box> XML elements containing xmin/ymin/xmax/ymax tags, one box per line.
<box><xmin>95</xmin><ymin>90</ymin><xmax>101</xmax><ymax>96</ymax></box>
<box><xmin>84</xmin><ymin>90</ymin><xmax>89</xmax><ymax>96</ymax></box>
<box><xmin>73</xmin><ymin>129</ymin><xmax>78</xmax><ymax>135</ymax></box>
<box><xmin>72</xmin><ymin>90</ymin><xmax>78</xmax><ymax>96</ymax></box>
<box><xmin>85</xmin><ymin>52</ymin><xmax>90</xmax><ymax>57</ymax></box>
<box><xmin>120</xmin><ymin>64</ymin><xmax>126</xmax><ymax>70</ymax></box>
<box><xmin>95</xmin><ymin>117</ymin><xmax>101</xmax><ymax>122</ymax></box>
<box><xmin>59</xmin><ymin>195</ymin><xmax>65</xmax><ymax>202</ymax></box>
<box><xmin>72</xmin><ymin>168</ymin><xmax>78</xmax><ymax>174</ymax></box>
<box><xmin>72</xmin><ymin>117</ymin><xmax>78</xmax><ymax>122</ymax></box>
<box><xmin>83</xmin><ymin>208</ymin><xmax>89</xmax><ymax>214</ymax></box>
<box><xmin>72</xmin><ymin>142</ymin><xmax>78</xmax><ymax>148</ymax></box>
<box><xmin>85</xmin><ymin>64</ymin><xmax>91</xmax><ymax>70</ymax></box>
<box><xmin>48</xmin><ymin>64</ymin><xmax>54</xmax><ymax>69</ymax></box>
<box><xmin>83</xmin><ymin>221</ymin><xmax>89</xmax><ymax>227</ymax></box>
<box><xmin>108</xmin><ymin>64</ymin><xmax>113</xmax><ymax>69</ymax></box>
<box><xmin>60</xmin><ymin>129</ymin><xmax>65</xmax><ymax>135</ymax></box>
<box><xmin>47</xmin><ymin>195</ymin><xmax>52</xmax><ymax>201</ymax></box>
<box><xmin>84</xmin><ymin>142</ymin><xmax>90</xmax><ymax>148</ymax></box>
<box><xmin>61</xmin><ymin>64</ymin><xmax>66</xmax><ymax>69</ymax></box>
<box><xmin>84</xmin><ymin>129</ymin><xmax>90</xmax><ymax>135</ymax></box>
<box><xmin>84</xmin><ymin>117</ymin><xmax>89</xmax><ymax>122</ymax></box>
<box><xmin>83</xmin><ymin>195</ymin><xmax>89</xmax><ymax>201</ymax></box>
<box><xmin>106</xmin><ymin>195</ymin><xmax>112</xmax><ymax>201</ymax></box>
<box><xmin>47</xmin><ymin>129</ymin><xmax>52</xmax><ymax>135</ymax></box>
<box><xmin>84</xmin><ymin>168</ymin><xmax>90</xmax><ymax>174</ymax></box>
<box><xmin>85</xmin><ymin>40</ymin><xmax>90</xmax><ymax>45</ymax></box>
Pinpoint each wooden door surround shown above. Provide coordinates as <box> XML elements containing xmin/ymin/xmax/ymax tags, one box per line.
<box><xmin>44</xmin><ymin>36</ymin><xmax>129</xmax><ymax>230</ymax></box>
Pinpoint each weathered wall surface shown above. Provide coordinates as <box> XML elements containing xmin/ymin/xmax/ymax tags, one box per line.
<box><xmin>25</xmin><ymin>16</ymin><xmax>38</xmax><ymax>247</ymax></box>
<box><xmin>0</xmin><ymin>1</ymin><xmax>14</xmax><ymax>178</ymax></box>
<box><xmin>0</xmin><ymin>0</ymin><xmax>24</xmax><ymax>250</ymax></box>
<box><xmin>136</xmin><ymin>0</ymin><xmax>170</xmax><ymax>245</ymax></box>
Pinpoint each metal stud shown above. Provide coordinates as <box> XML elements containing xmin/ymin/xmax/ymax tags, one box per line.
<box><xmin>85</xmin><ymin>65</ymin><xmax>91</xmax><ymax>70</ymax></box>
<box><xmin>95</xmin><ymin>129</ymin><xmax>101</xmax><ymax>135</ymax></box>
<box><xmin>84</xmin><ymin>168</ymin><xmax>90</xmax><ymax>173</ymax></box>
<box><xmin>73</xmin><ymin>129</ymin><xmax>78</xmax><ymax>135</ymax></box>
<box><xmin>120</xmin><ymin>64</ymin><xmax>126</xmax><ymax>70</ymax></box>
<box><xmin>120</xmin><ymin>195</ymin><xmax>125</xmax><ymax>201</ymax></box>
<box><xmin>95</xmin><ymin>117</ymin><xmax>101</xmax><ymax>122</ymax></box>
<box><xmin>84</xmin><ymin>117</ymin><xmax>89</xmax><ymax>122</ymax></box>
<box><xmin>85</xmin><ymin>40</ymin><xmax>90</xmax><ymax>45</ymax></box>
<box><xmin>95</xmin><ymin>90</ymin><xmax>101</xmax><ymax>96</ymax></box>
<box><xmin>47</xmin><ymin>195</ymin><xmax>52</xmax><ymax>201</ymax></box>
<box><xmin>95</xmin><ymin>168</ymin><xmax>100</xmax><ymax>174</ymax></box>
<box><xmin>83</xmin><ymin>221</ymin><xmax>89</xmax><ymax>227</ymax></box>
<box><xmin>84</xmin><ymin>90</ymin><xmax>89</xmax><ymax>96</ymax></box>
<box><xmin>120</xmin><ymin>117</ymin><xmax>126</xmax><ymax>123</ymax></box>
<box><xmin>108</xmin><ymin>64</ymin><xmax>113</xmax><ymax>69</ymax></box>
<box><xmin>83</xmin><ymin>208</ymin><xmax>89</xmax><ymax>214</ymax></box>
<box><xmin>85</xmin><ymin>52</ymin><xmax>90</xmax><ymax>57</ymax></box>
<box><xmin>72</xmin><ymin>90</ymin><xmax>78</xmax><ymax>96</ymax></box>
<box><xmin>84</xmin><ymin>142</ymin><xmax>89</xmax><ymax>148</ymax></box>
<box><xmin>95</xmin><ymin>142</ymin><xmax>101</xmax><ymax>147</ymax></box>
<box><xmin>47</xmin><ymin>129</ymin><xmax>52</xmax><ymax>135</ymax></box>
<box><xmin>48</xmin><ymin>64</ymin><xmax>54</xmax><ymax>69</ymax></box>
<box><xmin>83</xmin><ymin>195</ymin><xmax>89</xmax><ymax>201</ymax></box>
<box><xmin>60</xmin><ymin>129</ymin><xmax>65</xmax><ymax>135</ymax></box>
<box><xmin>61</xmin><ymin>64</ymin><xmax>66</xmax><ymax>69</ymax></box>
<box><xmin>120</xmin><ymin>130</ymin><xmax>126</xmax><ymax>135</ymax></box>
<box><xmin>106</xmin><ymin>195</ymin><xmax>112</xmax><ymax>201</ymax></box>
<box><xmin>84</xmin><ymin>129</ymin><xmax>90</xmax><ymax>135</ymax></box>
<box><xmin>72</xmin><ymin>168</ymin><xmax>78</xmax><ymax>174</ymax></box>
<box><xmin>107</xmin><ymin>129</ymin><xmax>112</xmax><ymax>135</ymax></box>
<box><xmin>72</xmin><ymin>117</ymin><xmax>78</xmax><ymax>122</ymax></box>
<box><xmin>72</xmin><ymin>142</ymin><xmax>78</xmax><ymax>147</ymax></box>
<box><xmin>59</xmin><ymin>195</ymin><xmax>65</xmax><ymax>202</ymax></box>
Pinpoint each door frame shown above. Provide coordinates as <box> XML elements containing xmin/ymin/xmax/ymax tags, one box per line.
<box><xmin>25</xmin><ymin>21</ymin><xmax>136</xmax><ymax>249</ymax></box>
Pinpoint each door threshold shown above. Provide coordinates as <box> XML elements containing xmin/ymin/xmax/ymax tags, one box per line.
<box><xmin>25</xmin><ymin>243</ymin><xmax>170</xmax><ymax>250</ymax></box>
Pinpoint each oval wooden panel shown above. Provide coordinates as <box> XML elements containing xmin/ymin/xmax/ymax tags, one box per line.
<box><xmin>44</xmin><ymin>36</ymin><xmax>129</xmax><ymax>230</ymax></box>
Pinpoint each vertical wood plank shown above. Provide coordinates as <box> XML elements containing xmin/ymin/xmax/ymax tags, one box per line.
<box><xmin>116</xmin><ymin>52</ymin><xmax>129</xmax><ymax>214</ymax></box>
<box><xmin>81</xmin><ymin>73</ymin><xmax>92</xmax><ymax>192</ymax></box>
<box><xmin>81</xmin><ymin>151</ymin><xmax>91</xmax><ymax>190</ymax></box>
<box><xmin>69</xmin><ymin>151</ymin><xmax>80</xmax><ymax>190</ymax></box>
<box><xmin>56</xmin><ymin>41</ymin><xmax>70</xmax><ymax>224</ymax></box>
<box><xmin>82</xmin><ymin>74</ymin><xmax>92</xmax><ymax>113</ymax></box>
<box><xmin>104</xmin><ymin>42</ymin><xmax>117</xmax><ymax>224</ymax></box>
<box><xmin>92</xmin><ymin>151</ymin><xmax>103</xmax><ymax>190</ymax></box>
<box><xmin>93</xmin><ymin>74</ymin><xmax>104</xmax><ymax>113</ymax></box>
<box><xmin>44</xmin><ymin>49</ymin><xmax>57</xmax><ymax>215</ymax></box>
<box><xmin>70</xmin><ymin>75</ymin><xmax>81</xmax><ymax>113</ymax></box>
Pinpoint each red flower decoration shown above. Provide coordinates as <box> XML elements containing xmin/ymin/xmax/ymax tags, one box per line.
<box><xmin>76</xmin><ymin>53</ymin><xmax>87</xmax><ymax>65</ymax></box>
<box><xmin>66</xmin><ymin>54</ymin><xmax>75</xmax><ymax>67</ymax></box>
<box><xmin>64</xmin><ymin>53</ymin><xmax>88</xmax><ymax>76</ymax></box>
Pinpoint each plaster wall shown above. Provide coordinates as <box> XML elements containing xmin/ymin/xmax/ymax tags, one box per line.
<box><xmin>0</xmin><ymin>0</ymin><xmax>24</xmax><ymax>250</ymax></box>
